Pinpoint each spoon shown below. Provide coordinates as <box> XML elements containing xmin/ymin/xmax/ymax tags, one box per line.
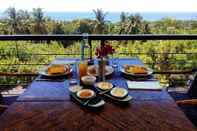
<box><xmin>99</xmin><ymin>88</ymin><xmax>113</xmax><ymax>95</ymax></box>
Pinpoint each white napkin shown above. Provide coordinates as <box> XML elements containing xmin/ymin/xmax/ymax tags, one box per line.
<box><xmin>51</xmin><ymin>59</ymin><xmax>77</xmax><ymax>65</ymax></box>
<box><xmin>127</xmin><ymin>81</ymin><xmax>162</xmax><ymax>90</ymax></box>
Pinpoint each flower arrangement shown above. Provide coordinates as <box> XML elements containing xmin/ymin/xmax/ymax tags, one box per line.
<box><xmin>95</xmin><ymin>43</ymin><xmax>115</xmax><ymax>58</ymax></box>
<box><xmin>95</xmin><ymin>41</ymin><xmax>115</xmax><ymax>81</ymax></box>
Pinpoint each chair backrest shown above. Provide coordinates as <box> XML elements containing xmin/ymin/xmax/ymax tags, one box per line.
<box><xmin>188</xmin><ymin>73</ymin><xmax>197</xmax><ymax>98</ymax></box>
<box><xmin>0</xmin><ymin>93</ymin><xmax>2</xmax><ymax>101</ymax></box>
<box><xmin>0</xmin><ymin>94</ymin><xmax>2</xmax><ymax>104</ymax></box>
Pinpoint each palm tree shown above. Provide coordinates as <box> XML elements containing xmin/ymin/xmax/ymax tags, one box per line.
<box><xmin>32</xmin><ymin>8</ymin><xmax>47</xmax><ymax>34</ymax></box>
<box><xmin>52</xmin><ymin>22</ymin><xmax>65</xmax><ymax>34</ymax></box>
<box><xmin>93</xmin><ymin>9</ymin><xmax>108</xmax><ymax>34</ymax></box>
<box><xmin>144</xmin><ymin>22</ymin><xmax>151</xmax><ymax>34</ymax></box>
<box><xmin>17</xmin><ymin>10</ymin><xmax>31</xmax><ymax>34</ymax></box>
<box><xmin>119</xmin><ymin>12</ymin><xmax>128</xmax><ymax>34</ymax></box>
<box><xmin>126</xmin><ymin>14</ymin><xmax>143</xmax><ymax>34</ymax></box>
<box><xmin>5</xmin><ymin>7</ymin><xmax>19</xmax><ymax>34</ymax></box>
<box><xmin>120</xmin><ymin>12</ymin><xmax>127</xmax><ymax>23</ymax></box>
<box><xmin>76</xmin><ymin>19</ymin><xmax>94</xmax><ymax>34</ymax></box>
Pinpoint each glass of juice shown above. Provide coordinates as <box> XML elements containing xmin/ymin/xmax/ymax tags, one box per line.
<box><xmin>78</xmin><ymin>60</ymin><xmax>88</xmax><ymax>80</ymax></box>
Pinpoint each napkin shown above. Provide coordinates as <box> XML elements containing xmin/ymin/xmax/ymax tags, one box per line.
<box><xmin>127</xmin><ymin>81</ymin><xmax>162</xmax><ymax>90</ymax></box>
<box><xmin>51</xmin><ymin>59</ymin><xmax>77</xmax><ymax>65</ymax></box>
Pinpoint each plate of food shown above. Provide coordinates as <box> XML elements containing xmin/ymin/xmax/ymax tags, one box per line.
<box><xmin>87</xmin><ymin>65</ymin><xmax>114</xmax><ymax>76</ymax></box>
<box><xmin>120</xmin><ymin>64</ymin><xmax>153</xmax><ymax>77</ymax></box>
<box><xmin>38</xmin><ymin>64</ymin><xmax>72</xmax><ymax>77</ymax></box>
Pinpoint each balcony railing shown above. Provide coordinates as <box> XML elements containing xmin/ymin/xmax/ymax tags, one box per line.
<box><xmin>0</xmin><ymin>34</ymin><xmax>197</xmax><ymax>88</ymax></box>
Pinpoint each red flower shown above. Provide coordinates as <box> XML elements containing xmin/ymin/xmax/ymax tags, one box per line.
<box><xmin>95</xmin><ymin>44</ymin><xmax>115</xmax><ymax>58</ymax></box>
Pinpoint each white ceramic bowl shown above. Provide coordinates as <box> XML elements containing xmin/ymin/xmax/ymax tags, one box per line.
<box><xmin>95</xmin><ymin>82</ymin><xmax>113</xmax><ymax>90</ymax></box>
<box><xmin>81</xmin><ymin>75</ymin><xmax>96</xmax><ymax>86</ymax></box>
<box><xmin>110</xmin><ymin>87</ymin><xmax>128</xmax><ymax>98</ymax></box>
<box><xmin>77</xmin><ymin>89</ymin><xmax>95</xmax><ymax>99</ymax></box>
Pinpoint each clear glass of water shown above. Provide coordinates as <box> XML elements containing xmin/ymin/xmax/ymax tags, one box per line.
<box><xmin>111</xmin><ymin>55</ymin><xmax>119</xmax><ymax>75</ymax></box>
<box><xmin>112</xmin><ymin>58</ymin><xmax>118</xmax><ymax>68</ymax></box>
<box><xmin>69</xmin><ymin>60</ymin><xmax>79</xmax><ymax>85</ymax></box>
<box><xmin>69</xmin><ymin>79</ymin><xmax>78</xmax><ymax>86</ymax></box>
<box><xmin>111</xmin><ymin>55</ymin><xmax>119</xmax><ymax>68</ymax></box>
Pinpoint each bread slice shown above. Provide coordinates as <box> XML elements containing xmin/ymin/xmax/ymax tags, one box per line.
<box><xmin>47</xmin><ymin>65</ymin><xmax>66</xmax><ymax>74</ymax></box>
<box><xmin>124</xmin><ymin>65</ymin><xmax>148</xmax><ymax>74</ymax></box>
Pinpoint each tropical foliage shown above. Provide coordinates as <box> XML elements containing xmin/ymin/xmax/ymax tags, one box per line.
<box><xmin>0</xmin><ymin>7</ymin><xmax>197</xmax><ymax>86</ymax></box>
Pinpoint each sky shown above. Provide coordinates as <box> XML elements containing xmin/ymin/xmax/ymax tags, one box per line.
<box><xmin>0</xmin><ymin>0</ymin><xmax>197</xmax><ymax>12</ymax></box>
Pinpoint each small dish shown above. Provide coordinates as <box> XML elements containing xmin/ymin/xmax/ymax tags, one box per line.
<box><xmin>68</xmin><ymin>85</ymin><xmax>83</xmax><ymax>93</ymax></box>
<box><xmin>77</xmin><ymin>89</ymin><xmax>95</xmax><ymax>99</ymax></box>
<box><xmin>94</xmin><ymin>84</ymin><xmax>132</xmax><ymax>103</ymax></box>
<box><xmin>110</xmin><ymin>87</ymin><xmax>128</xmax><ymax>99</ymax></box>
<box><xmin>71</xmin><ymin>93</ymin><xmax>105</xmax><ymax>108</ymax></box>
<box><xmin>81</xmin><ymin>75</ymin><xmax>96</xmax><ymax>86</ymax></box>
<box><xmin>95</xmin><ymin>82</ymin><xmax>113</xmax><ymax>90</ymax></box>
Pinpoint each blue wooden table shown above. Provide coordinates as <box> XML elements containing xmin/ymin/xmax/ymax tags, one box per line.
<box><xmin>0</xmin><ymin>58</ymin><xmax>196</xmax><ymax>131</ymax></box>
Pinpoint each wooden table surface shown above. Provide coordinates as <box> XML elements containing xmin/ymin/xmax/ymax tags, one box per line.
<box><xmin>0</xmin><ymin>58</ymin><xmax>196</xmax><ymax>131</ymax></box>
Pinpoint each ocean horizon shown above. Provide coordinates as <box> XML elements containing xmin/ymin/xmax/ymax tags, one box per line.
<box><xmin>1</xmin><ymin>11</ymin><xmax>197</xmax><ymax>22</ymax></box>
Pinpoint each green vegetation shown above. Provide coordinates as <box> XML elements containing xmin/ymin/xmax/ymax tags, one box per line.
<box><xmin>0</xmin><ymin>8</ymin><xmax>197</xmax><ymax>86</ymax></box>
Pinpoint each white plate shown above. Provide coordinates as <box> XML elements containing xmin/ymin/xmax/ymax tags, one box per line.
<box><xmin>38</xmin><ymin>65</ymin><xmax>72</xmax><ymax>77</ymax></box>
<box><xmin>120</xmin><ymin>65</ymin><xmax>153</xmax><ymax>77</ymax></box>
<box><xmin>87</xmin><ymin>65</ymin><xmax>114</xmax><ymax>76</ymax></box>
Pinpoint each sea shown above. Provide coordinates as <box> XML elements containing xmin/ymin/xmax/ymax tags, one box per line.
<box><xmin>0</xmin><ymin>12</ymin><xmax>197</xmax><ymax>22</ymax></box>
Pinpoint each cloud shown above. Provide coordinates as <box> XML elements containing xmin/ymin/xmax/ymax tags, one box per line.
<box><xmin>0</xmin><ymin>0</ymin><xmax>197</xmax><ymax>12</ymax></box>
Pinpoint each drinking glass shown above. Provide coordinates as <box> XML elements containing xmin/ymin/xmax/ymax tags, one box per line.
<box><xmin>69</xmin><ymin>79</ymin><xmax>78</xmax><ymax>86</ymax></box>
<box><xmin>78</xmin><ymin>60</ymin><xmax>88</xmax><ymax>80</ymax></box>
<box><xmin>111</xmin><ymin>54</ymin><xmax>119</xmax><ymax>68</ymax></box>
<box><xmin>111</xmin><ymin>55</ymin><xmax>119</xmax><ymax>76</ymax></box>
<box><xmin>69</xmin><ymin>60</ymin><xmax>79</xmax><ymax>85</ymax></box>
<box><xmin>112</xmin><ymin>57</ymin><xmax>118</xmax><ymax>68</ymax></box>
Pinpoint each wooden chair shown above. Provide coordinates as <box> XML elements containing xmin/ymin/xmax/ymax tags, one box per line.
<box><xmin>169</xmin><ymin>69</ymin><xmax>197</xmax><ymax>126</ymax></box>
<box><xmin>176</xmin><ymin>74</ymin><xmax>197</xmax><ymax>105</ymax></box>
